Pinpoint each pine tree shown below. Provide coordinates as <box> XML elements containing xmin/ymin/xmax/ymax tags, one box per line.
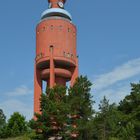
<box><xmin>118</xmin><ymin>82</ymin><xmax>140</xmax><ymax>140</ymax></box>
<box><xmin>92</xmin><ymin>97</ymin><xmax>124</xmax><ymax>140</ymax></box>
<box><xmin>0</xmin><ymin>109</ymin><xmax>6</xmax><ymax>128</ymax></box>
<box><xmin>118</xmin><ymin>122</ymin><xmax>136</xmax><ymax>140</ymax></box>
<box><xmin>32</xmin><ymin>85</ymin><xmax>70</xmax><ymax>139</ymax></box>
<box><xmin>31</xmin><ymin>76</ymin><xmax>94</xmax><ymax>140</ymax></box>
<box><xmin>68</xmin><ymin>76</ymin><xmax>94</xmax><ymax>140</ymax></box>
<box><xmin>94</xmin><ymin>97</ymin><xmax>110</xmax><ymax>140</ymax></box>
<box><xmin>0</xmin><ymin>109</ymin><xmax>6</xmax><ymax>138</ymax></box>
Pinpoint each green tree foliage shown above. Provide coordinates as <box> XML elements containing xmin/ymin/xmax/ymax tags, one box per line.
<box><xmin>31</xmin><ymin>76</ymin><xmax>94</xmax><ymax>140</ymax></box>
<box><xmin>0</xmin><ymin>112</ymin><xmax>28</xmax><ymax>138</ymax></box>
<box><xmin>118</xmin><ymin>122</ymin><xmax>136</xmax><ymax>140</ymax></box>
<box><xmin>92</xmin><ymin>96</ymin><xmax>136</xmax><ymax>140</ymax></box>
<box><xmin>92</xmin><ymin>97</ymin><xmax>119</xmax><ymax>140</ymax></box>
<box><xmin>68</xmin><ymin>76</ymin><xmax>94</xmax><ymax>140</ymax></box>
<box><xmin>8</xmin><ymin>112</ymin><xmax>27</xmax><ymax>137</ymax></box>
<box><xmin>31</xmin><ymin>85</ymin><xmax>70</xmax><ymax>139</ymax></box>
<box><xmin>95</xmin><ymin>97</ymin><xmax>111</xmax><ymax>140</ymax></box>
<box><xmin>0</xmin><ymin>109</ymin><xmax>6</xmax><ymax>138</ymax></box>
<box><xmin>0</xmin><ymin>109</ymin><xmax>6</xmax><ymax>128</ymax></box>
<box><xmin>118</xmin><ymin>82</ymin><xmax>140</xmax><ymax>140</ymax></box>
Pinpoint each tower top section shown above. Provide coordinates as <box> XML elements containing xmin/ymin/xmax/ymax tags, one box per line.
<box><xmin>41</xmin><ymin>0</ymin><xmax>72</xmax><ymax>21</ymax></box>
<box><xmin>48</xmin><ymin>0</ymin><xmax>66</xmax><ymax>8</ymax></box>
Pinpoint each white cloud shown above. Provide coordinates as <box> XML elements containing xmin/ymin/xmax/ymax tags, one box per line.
<box><xmin>98</xmin><ymin>85</ymin><xmax>131</xmax><ymax>103</ymax></box>
<box><xmin>6</xmin><ymin>85</ymin><xmax>32</xmax><ymax>96</ymax></box>
<box><xmin>0</xmin><ymin>99</ymin><xmax>33</xmax><ymax>120</ymax></box>
<box><xmin>92</xmin><ymin>58</ymin><xmax>140</xmax><ymax>110</ymax></box>
<box><xmin>93</xmin><ymin>83</ymin><xmax>131</xmax><ymax>111</ymax></box>
<box><xmin>94</xmin><ymin>58</ymin><xmax>140</xmax><ymax>90</ymax></box>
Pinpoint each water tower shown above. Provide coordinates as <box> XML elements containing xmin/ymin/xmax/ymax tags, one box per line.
<box><xmin>34</xmin><ymin>0</ymin><xmax>78</xmax><ymax>114</ymax></box>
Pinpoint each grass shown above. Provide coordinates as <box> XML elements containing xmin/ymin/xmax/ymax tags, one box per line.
<box><xmin>0</xmin><ymin>135</ymin><xmax>30</xmax><ymax>140</ymax></box>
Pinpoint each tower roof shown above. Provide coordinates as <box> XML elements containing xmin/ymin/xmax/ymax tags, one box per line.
<box><xmin>48</xmin><ymin>0</ymin><xmax>66</xmax><ymax>4</ymax></box>
<box><xmin>48</xmin><ymin>0</ymin><xmax>66</xmax><ymax>8</ymax></box>
<box><xmin>41</xmin><ymin>8</ymin><xmax>72</xmax><ymax>21</ymax></box>
<box><xmin>41</xmin><ymin>0</ymin><xmax>71</xmax><ymax>21</ymax></box>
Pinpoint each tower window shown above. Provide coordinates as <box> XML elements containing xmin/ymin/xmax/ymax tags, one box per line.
<box><xmin>68</xmin><ymin>28</ymin><xmax>70</xmax><ymax>32</ymax></box>
<box><xmin>50</xmin><ymin>45</ymin><xmax>54</xmax><ymax>53</ymax></box>
<box><xmin>67</xmin><ymin>53</ymin><xmax>70</xmax><ymax>58</ymax></box>
<box><xmin>50</xmin><ymin>25</ymin><xmax>53</xmax><ymax>30</ymax></box>
<box><xmin>42</xmin><ymin>26</ymin><xmax>46</xmax><ymax>31</ymax></box>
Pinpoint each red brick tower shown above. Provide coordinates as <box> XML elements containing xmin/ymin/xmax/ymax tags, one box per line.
<box><xmin>34</xmin><ymin>0</ymin><xmax>78</xmax><ymax>114</ymax></box>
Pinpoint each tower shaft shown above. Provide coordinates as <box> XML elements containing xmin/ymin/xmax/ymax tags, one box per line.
<box><xmin>34</xmin><ymin>0</ymin><xmax>78</xmax><ymax>114</ymax></box>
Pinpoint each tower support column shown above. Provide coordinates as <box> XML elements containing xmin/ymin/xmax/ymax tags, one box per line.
<box><xmin>50</xmin><ymin>46</ymin><xmax>55</xmax><ymax>88</ymax></box>
<box><xmin>70</xmin><ymin>57</ymin><xmax>79</xmax><ymax>86</ymax></box>
<box><xmin>34</xmin><ymin>66</ymin><xmax>42</xmax><ymax>115</ymax></box>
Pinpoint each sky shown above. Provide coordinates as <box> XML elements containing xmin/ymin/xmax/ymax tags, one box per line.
<box><xmin>0</xmin><ymin>0</ymin><xmax>140</xmax><ymax>120</ymax></box>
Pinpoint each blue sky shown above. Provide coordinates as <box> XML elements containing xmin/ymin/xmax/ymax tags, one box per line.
<box><xmin>0</xmin><ymin>0</ymin><xmax>140</xmax><ymax>120</ymax></box>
